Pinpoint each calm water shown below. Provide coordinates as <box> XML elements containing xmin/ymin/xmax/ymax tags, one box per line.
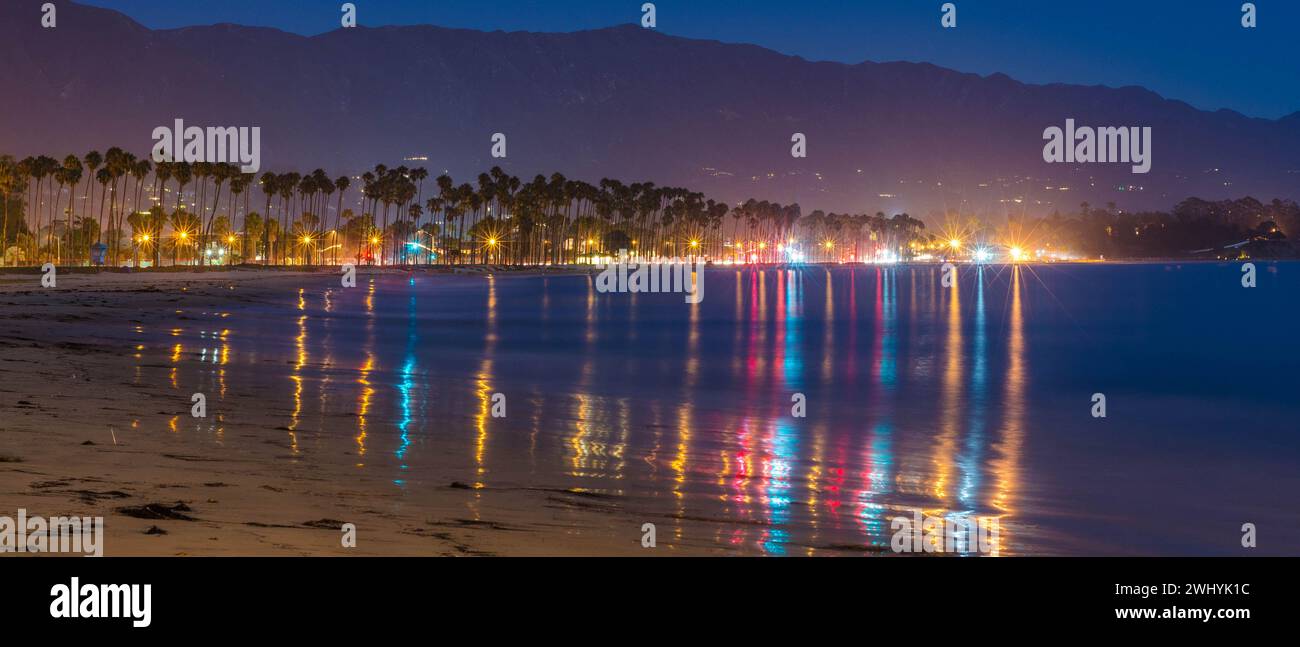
<box><xmin>135</xmin><ymin>263</ymin><xmax>1300</xmax><ymax>555</ymax></box>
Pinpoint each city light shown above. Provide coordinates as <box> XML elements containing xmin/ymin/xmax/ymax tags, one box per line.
<box><xmin>949</xmin><ymin>238</ymin><xmax>962</xmax><ymax>249</ymax></box>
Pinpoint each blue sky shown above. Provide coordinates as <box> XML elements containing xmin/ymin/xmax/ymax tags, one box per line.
<box><xmin>80</xmin><ymin>0</ymin><xmax>1300</xmax><ymax>119</ymax></box>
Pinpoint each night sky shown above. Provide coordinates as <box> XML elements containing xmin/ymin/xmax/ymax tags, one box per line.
<box><xmin>80</xmin><ymin>0</ymin><xmax>1297</xmax><ymax>119</ymax></box>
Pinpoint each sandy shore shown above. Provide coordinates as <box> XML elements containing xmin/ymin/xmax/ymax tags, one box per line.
<box><xmin>0</xmin><ymin>269</ymin><xmax>692</xmax><ymax>557</ymax></box>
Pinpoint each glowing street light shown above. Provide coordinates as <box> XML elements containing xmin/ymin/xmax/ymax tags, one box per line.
<box><xmin>949</xmin><ymin>238</ymin><xmax>962</xmax><ymax>250</ymax></box>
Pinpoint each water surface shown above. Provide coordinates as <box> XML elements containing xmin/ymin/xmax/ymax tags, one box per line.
<box><xmin>133</xmin><ymin>263</ymin><xmax>1300</xmax><ymax>555</ymax></box>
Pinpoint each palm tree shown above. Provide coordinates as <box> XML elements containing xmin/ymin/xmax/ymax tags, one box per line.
<box><xmin>228</xmin><ymin>172</ymin><xmax>248</xmax><ymax>259</ymax></box>
<box><xmin>26</xmin><ymin>156</ymin><xmax>56</xmax><ymax>262</ymax></box>
<box><xmin>109</xmin><ymin>150</ymin><xmax>137</xmax><ymax>264</ymax></box>
<box><xmin>146</xmin><ymin>205</ymin><xmax>166</xmax><ymax>268</ymax></box>
<box><xmin>277</xmin><ymin>172</ymin><xmax>300</xmax><ymax>263</ymax></box>
<box><xmin>132</xmin><ymin>159</ymin><xmax>152</xmax><ymax>220</ymax></box>
<box><xmin>54</xmin><ymin>157</ymin><xmax>83</xmax><ymax>264</ymax></box>
<box><xmin>259</xmin><ymin>173</ymin><xmax>277</xmax><ymax>265</ymax></box>
<box><xmin>126</xmin><ymin>210</ymin><xmax>149</xmax><ymax>267</ymax></box>
<box><xmin>0</xmin><ymin>156</ymin><xmax>24</xmax><ymax>266</ymax></box>
<box><xmin>152</xmin><ymin>161</ymin><xmax>171</xmax><ymax>213</ymax></box>
<box><xmin>332</xmin><ymin>176</ymin><xmax>350</xmax><ymax>264</ymax></box>
<box><xmin>93</xmin><ymin>166</ymin><xmax>112</xmax><ymax>258</ymax></box>
<box><xmin>211</xmin><ymin>215</ymin><xmax>233</xmax><ymax>264</ymax></box>
<box><xmin>242</xmin><ymin>211</ymin><xmax>263</xmax><ymax>263</ymax></box>
<box><xmin>81</xmin><ymin>151</ymin><xmax>102</xmax><ymax>252</ymax></box>
<box><xmin>172</xmin><ymin>161</ymin><xmax>192</xmax><ymax>220</ymax></box>
<box><xmin>169</xmin><ymin>208</ymin><xmax>200</xmax><ymax>266</ymax></box>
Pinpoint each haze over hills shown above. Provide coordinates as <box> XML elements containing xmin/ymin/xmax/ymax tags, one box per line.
<box><xmin>1</xmin><ymin>1</ymin><xmax>1297</xmax><ymax>217</ymax></box>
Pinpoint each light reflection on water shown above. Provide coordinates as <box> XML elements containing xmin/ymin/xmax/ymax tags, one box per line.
<box><xmin>137</xmin><ymin>264</ymin><xmax>1300</xmax><ymax>555</ymax></box>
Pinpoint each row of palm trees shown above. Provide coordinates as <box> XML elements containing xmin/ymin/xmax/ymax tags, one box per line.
<box><xmin>1</xmin><ymin>150</ymin><xmax>933</xmax><ymax>267</ymax></box>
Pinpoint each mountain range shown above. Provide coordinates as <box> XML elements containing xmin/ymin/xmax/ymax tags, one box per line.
<box><xmin>1</xmin><ymin>1</ymin><xmax>1297</xmax><ymax>217</ymax></box>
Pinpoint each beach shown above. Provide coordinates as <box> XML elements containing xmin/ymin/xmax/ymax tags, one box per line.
<box><xmin>2</xmin><ymin>264</ymin><xmax>1298</xmax><ymax>557</ymax></box>
<box><xmin>0</xmin><ymin>269</ymin><xmax>668</xmax><ymax>556</ymax></box>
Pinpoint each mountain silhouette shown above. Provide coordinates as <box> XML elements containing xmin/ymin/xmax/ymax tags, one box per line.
<box><xmin>1</xmin><ymin>1</ymin><xmax>1296</xmax><ymax>215</ymax></box>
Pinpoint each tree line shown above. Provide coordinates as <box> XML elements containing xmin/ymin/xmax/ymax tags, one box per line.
<box><xmin>0</xmin><ymin>150</ymin><xmax>1294</xmax><ymax>267</ymax></box>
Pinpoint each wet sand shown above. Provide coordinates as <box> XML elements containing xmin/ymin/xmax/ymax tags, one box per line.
<box><xmin>0</xmin><ymin>269</ymin><xmax>673</xmax><ymax>556</ymax></box>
